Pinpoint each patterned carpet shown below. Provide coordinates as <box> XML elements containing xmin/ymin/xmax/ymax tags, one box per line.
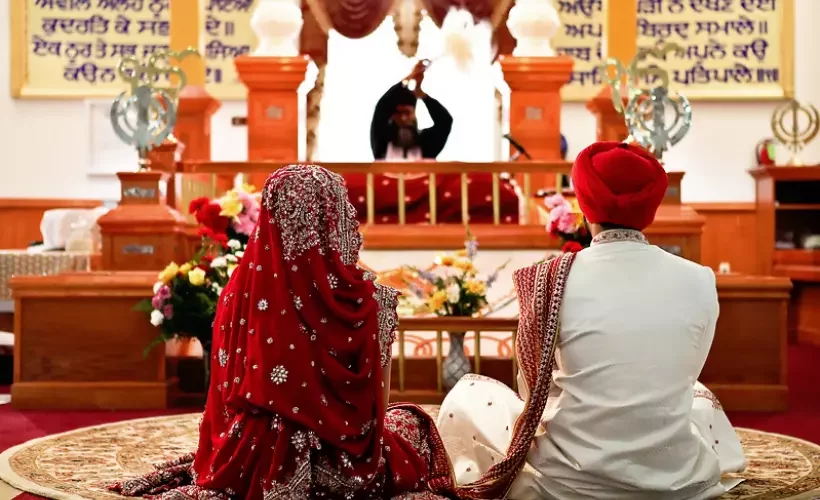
<box><xmin>1</xmin><ymin>409</ymin><xmax>819</xmax><ymax>500</ymax></box>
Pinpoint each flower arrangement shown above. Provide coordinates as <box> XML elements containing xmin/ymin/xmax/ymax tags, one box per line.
<box><xmin>403</xmin><ymin>236</ymin><xmax>508</xmax><ymax>317</ymax></box>
<box><xmin>135</xmin><ymin>236</ymin><xmax>246</xmax><ymax>355</ymax></box>
<box><xmin>188</xmin><ymin>184</ymin><xmax>261</xmax><ymax>247</ymax></box>
<box><xmin>544</xmin><ymin>193</ymin><xmax>591</xmax><ymax>253</ymax></box>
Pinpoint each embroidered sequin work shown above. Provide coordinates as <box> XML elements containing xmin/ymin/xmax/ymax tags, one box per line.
<box><xmin>374</xmin><ymin>282</ymin><xmax>400</xmax><ymax>367</ymax></box>
<box><xmin>263</xmin><ymin>165</ymin><xmax>362</xmax><ymax>264</ymax></box>
<box><xmin>591</xmin><ymin>228</ymin><xmax>649</xmax><ymax>246</ymax></box>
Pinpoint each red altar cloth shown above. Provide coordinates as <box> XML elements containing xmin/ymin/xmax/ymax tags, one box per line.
<box><xmin>345</xmin><ymin>173</ymin><xmax>520</xmax><ymax>224</ymax></box>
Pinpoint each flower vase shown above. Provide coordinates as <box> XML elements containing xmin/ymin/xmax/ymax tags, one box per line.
<box><xmin>442</xmin><ymin>331</ymin><xmax>471</xmax><ymax>391</ymax></box>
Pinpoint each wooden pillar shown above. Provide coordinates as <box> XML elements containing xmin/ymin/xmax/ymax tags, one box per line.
<box><xmin>235</xmin><ymin>55</ymin><xmax>310</xmax><ymax>188</ymax></box>
<box><xmin>97</xmin><ymin>145</ymin><xmax>187</xmax><ymax>271</ymax></box>
<box><xmin>167</xmin><ymin>0</ymin><xmax>225</xmax><ymax>209</ymax></box>
<box><xmin>499</xmin><ymin>56</ymin><xmax>574</xmax><ymax>190</ymax></box>
<box><xmin>586</xmin><ymin>4</ymin><xmax>637</xmax><ymax>142</ymax></box>
<box><xmin>169</xmin><ymin>0</ymin><xmax>205</xmax><ymax>88</ymax></box>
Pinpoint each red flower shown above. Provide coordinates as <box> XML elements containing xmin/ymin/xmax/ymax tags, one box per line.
<box><xmin>197</xmin><ymin>227</ymin><xmax>228</xmax><ymax>246</ymax></box>
<box><xmin>547</xmin><ymin>219</ymin><xmax>560</xmax><ymax>235</ymax></box>
<box><xmin>561</xmin><ymin>241</ymin><xmax>584</xmax><ymax>253</ymax></box>
<box><xmin>188</xmin><ymin>197</ymin><xmax>211</xmax><ymax>215</ymax></box>
<box><xmin>195</xmin><ymin>202</ymin><xmax>230</xmax><ymax>234</ymax></box>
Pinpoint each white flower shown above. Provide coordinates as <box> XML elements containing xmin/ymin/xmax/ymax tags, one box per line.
<box><xmin>225</xmin><ymin>254</ymin><xmax>238</xmax><ymax>263</ymax></box>
<box><xmin>235</xmin><ymin>251</ymin><xmax>244</xmax><ymax>259</ymax></box>
<box><xmin>211</xmin><ymin>283</ymin><xmax>223</xmax><ymax>295</ymax></box>
<box><xmin>257</xmin><ymin>299</ymin><xmax>269</xmax><ymax>311</ymax></box>
<box><xmin>210</xmin><ymin>256</ymin><xmax>227</xmax><ymax>268</ymax></box>
<box><xmin>152</xmin><ymin>281</ymin><xmax>163</xmax><ymax>294</ymax></box>
<box><xmin>446</xmin><ymin>283</ymin><xmax>461</xmax><ymax>304</ymax></box>
<box><xmin>270</xmin><ymin>365</ymin><xmax>288</xmax><ymax>384</ymax></box>
<box><xmin>227</xmin><ymin>266</ymin><xmax>236</xmax><ymax>277</ymax></box>
<box><xmin>150</xmin><ymin>309</ymin><xmax>164</xmax><ymax>327</ymax></box>
<box><xmin>227</xmin><ymin>239</ymin><xmax>242</xmax><ymax>250</ymax></box>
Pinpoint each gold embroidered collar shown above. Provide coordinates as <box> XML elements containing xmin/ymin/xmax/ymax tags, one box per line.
<box><xmin>591</xmin><ymin>229</ymin><xmax>649</xmax><ymax>246</ymax></box>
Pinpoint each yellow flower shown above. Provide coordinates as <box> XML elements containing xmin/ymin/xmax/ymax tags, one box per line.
<box><xmin>241</xmin><ymin>183</ymin><xmax>256</xmax><ymax>193</ymax></box>
<box><xmin>428</xmin><ymin>290</ymin><xmax>447</xmax><ymax>311</ymax></box>
<box><xmin>227</xmin><ymin>263</ymin><xmax>238</xmax><ymax>277</ymax></box>
<box><xmin>465</xmin><ymin>280</ymin><xmax>486</xmax><ymax>295</ymax></box>
<box><xmin>188</xmin><ymin>267</ymin><xmax>207</xmax><ymax>286</ymax></box>
<box><xmin>158</xmin><ymin>262</ymin><xmax>179</xmax><ymax>284</ymax></box>
<box><xmin>454</xmin><ymin>249</ymin><xmax>468</xmax><ymax>257</ymax></box>
<box><xmin>453</xmin><ymin>259</ymin><xmax>474</xmax><ymax>273</ymax></box>
<box><xmin>179</xmin><ymin>262</ymin><xmax>192</xmax><ymax>275</ymax></box>
<box><xmin>219</xmin><ymin>191</ymin><xmax>243</xmax><ymax>218</ymax></box>
<box><xmin>435</xmin><ymin>255</ymin><xmax>455</xmax><ymax>266</ymax></box>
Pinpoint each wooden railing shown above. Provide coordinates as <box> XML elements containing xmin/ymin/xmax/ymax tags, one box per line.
<box><xmin>391</xmin><ymin>317</ymin><xmax>519</xmax><ymax>402</ymax></box>
<box><xmin>173</xmin><ymin>161</ymin><xmax>702</xmax><ymax>254</ymax></box>
<box><xmin>177</xmin><ymin>161</ymin><xmax>572</xmax><ymax>249</ymax></box>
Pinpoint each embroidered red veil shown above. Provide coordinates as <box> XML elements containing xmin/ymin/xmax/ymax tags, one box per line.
<box><xmin>111</xmin><ymin>165</ymin><xmax>454</xmax><ymax>499</ymax></box>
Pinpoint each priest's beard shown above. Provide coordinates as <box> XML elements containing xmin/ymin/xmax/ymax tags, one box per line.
<box><xmin>388</xmin><ymin>122</ymin><xmax>420</xmax><ymax>154</ymax></box>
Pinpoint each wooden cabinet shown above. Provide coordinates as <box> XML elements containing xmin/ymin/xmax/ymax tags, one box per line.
<box><xmin>750</xmin><ymin>166</ymin><xmax>820</xmax><ymax>345</ymax></box>
<box><xmin>9</xmin><ymin>272</ymin><xmax>171</xmax><ymax>410</ymax></box>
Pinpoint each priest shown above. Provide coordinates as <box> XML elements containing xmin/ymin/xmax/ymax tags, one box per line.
<box><xmin>344</xmin><ymin>60</ymin><xmax>519</xmax><ymax>225</ymax></box>
<box><xmin>370</xmin><ymin>60</ymin><xmax>453</xmax><ymax>160</ymax></box>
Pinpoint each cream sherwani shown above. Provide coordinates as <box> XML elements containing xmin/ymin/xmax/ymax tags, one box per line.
<box><xmin>437</xmin><ymin>230</ymin><xmax>746</xmax><ymax>499</ymax></box>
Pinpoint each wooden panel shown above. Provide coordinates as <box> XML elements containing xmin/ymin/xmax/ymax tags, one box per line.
<box><xmin>0</xmin><ymin>199</ymin><xmax>102</xmax><ymax>249</ymax></box>
<box><xmin>691</xmin><ymin>203</ymin><xmax>759</xmax><ymax>275</ymax></box>
<box><xmin>790</xmin><ymin>283</ymin><xmax>820</xmax><ymax>347</ymax></box>
<box><xmin>10</xmin><ymin>272</ymin><xmax>169</xmax><ymax>410</ymax></box>
<box><xmin>382</xmin><ymin>275</ymin><xmax>791</xmax><ymax>412</ymax></box>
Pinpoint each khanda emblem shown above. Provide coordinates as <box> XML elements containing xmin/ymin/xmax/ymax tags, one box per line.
<box><xmin>598</xmin><ymin>42</ymin><xmax>693</xmax><ymax>160</ymax></box>
<box><xmin>109</xmin><ymin>48</ymin><xmax>199</xmax><ymax>165</ymax></box>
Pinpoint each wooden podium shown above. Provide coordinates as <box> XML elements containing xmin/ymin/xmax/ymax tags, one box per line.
<box><xmin>97</xmin><ymin>170</ymin><xmax>187</xmax><ymax>271</ymax></box>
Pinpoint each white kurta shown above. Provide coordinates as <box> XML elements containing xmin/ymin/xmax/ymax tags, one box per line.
<box><xmin>437</xmin><ymin>233</ymin><xmax>746</xmax><ymax>499</ymax></box>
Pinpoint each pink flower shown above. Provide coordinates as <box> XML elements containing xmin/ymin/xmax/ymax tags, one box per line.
<box><xmin>231</xmin><ymin>191</ymin><xmax>261</xmax><ymax>236</ymax></box>
<box><xmin>544</xmin><ymin>194</ymin><xmax>567</xmax><ymax>209</ymax></box>
<box><xmin>546</xmin><ymin>199</ymin><xmax>578</xmax><ymax>235</ymax></box>
<box><xmin>232</xmin><ymin>213</ymin><xmax>257</xmax><ymax>236</ymax></box>
<box><xmin>162</xmin><ymin>304</ymin><xmax>174</xmax><ymax>319</ymax></box>
<box><xmin>556</xmin><ymin>210</ymin><xmax>578</xmax><ymax>234</ymax></box>
<box><xmin>157</xmin><ymin>285</ymin><xmax>171</xmax><ymax>299</ymax></box>
<box><xmin>151</xmin><ymin>295</ymin><xmax>164</xmax><ymax>309</ymax></box>
<box><xmin>237</xmin><ymin>191</ymin><xmax>257</xmax><ymax>211</ymax></box>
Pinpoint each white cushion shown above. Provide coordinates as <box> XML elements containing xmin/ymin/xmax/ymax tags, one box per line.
<box><xmin>40</xmin><ymin>207</ymin><xmax>109</xmax><ymax>250</ymax></box>
<box><xmin>0</xmin><ymin>331</ymin><xmax>13</xmax><ymax>347</ymax></box>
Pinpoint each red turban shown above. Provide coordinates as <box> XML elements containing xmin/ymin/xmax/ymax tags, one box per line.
<box><xmin>571</xmin><ymin>141</ymin><xmax>668</xmax><ymax>231</ymax></box>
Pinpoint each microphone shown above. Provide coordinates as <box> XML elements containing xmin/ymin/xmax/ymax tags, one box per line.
<box><xmin>503</xmin><ymin>134</ymin><xmax>532</xmax><ymax>161</ymax></box>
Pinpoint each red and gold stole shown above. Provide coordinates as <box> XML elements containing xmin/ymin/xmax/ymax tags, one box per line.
<box><xmin>455</xmin><ymin>252</ymin><xmax>576</xmax><ymax>499</ymax></box>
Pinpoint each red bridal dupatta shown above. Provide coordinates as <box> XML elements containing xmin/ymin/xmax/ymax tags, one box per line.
<box><xmin>111</xmin><ymin>165</ymin><xmax>454</xmax><ymax>499</ymax></box>
<box><xmin>454</xmin><ymin>253</ymin><xmax>576</xmax><ymax>499</ymax></box>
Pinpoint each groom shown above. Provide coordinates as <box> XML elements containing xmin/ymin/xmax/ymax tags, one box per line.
<box><xmin>437</xmin><ymin>142</ymin><xmax>745</xmax><ymax>499</ymax></box>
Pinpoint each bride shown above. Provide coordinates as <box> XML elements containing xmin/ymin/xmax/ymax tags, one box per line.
<box><xmin>111</xmin><ymin>165</ymin><xmax>456</xmax><ymax>499</ymax></box>
<box><xmin>437</xmin><ymin>142</ymin><xmax>746</xmax><ymax>499</ymax></box>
